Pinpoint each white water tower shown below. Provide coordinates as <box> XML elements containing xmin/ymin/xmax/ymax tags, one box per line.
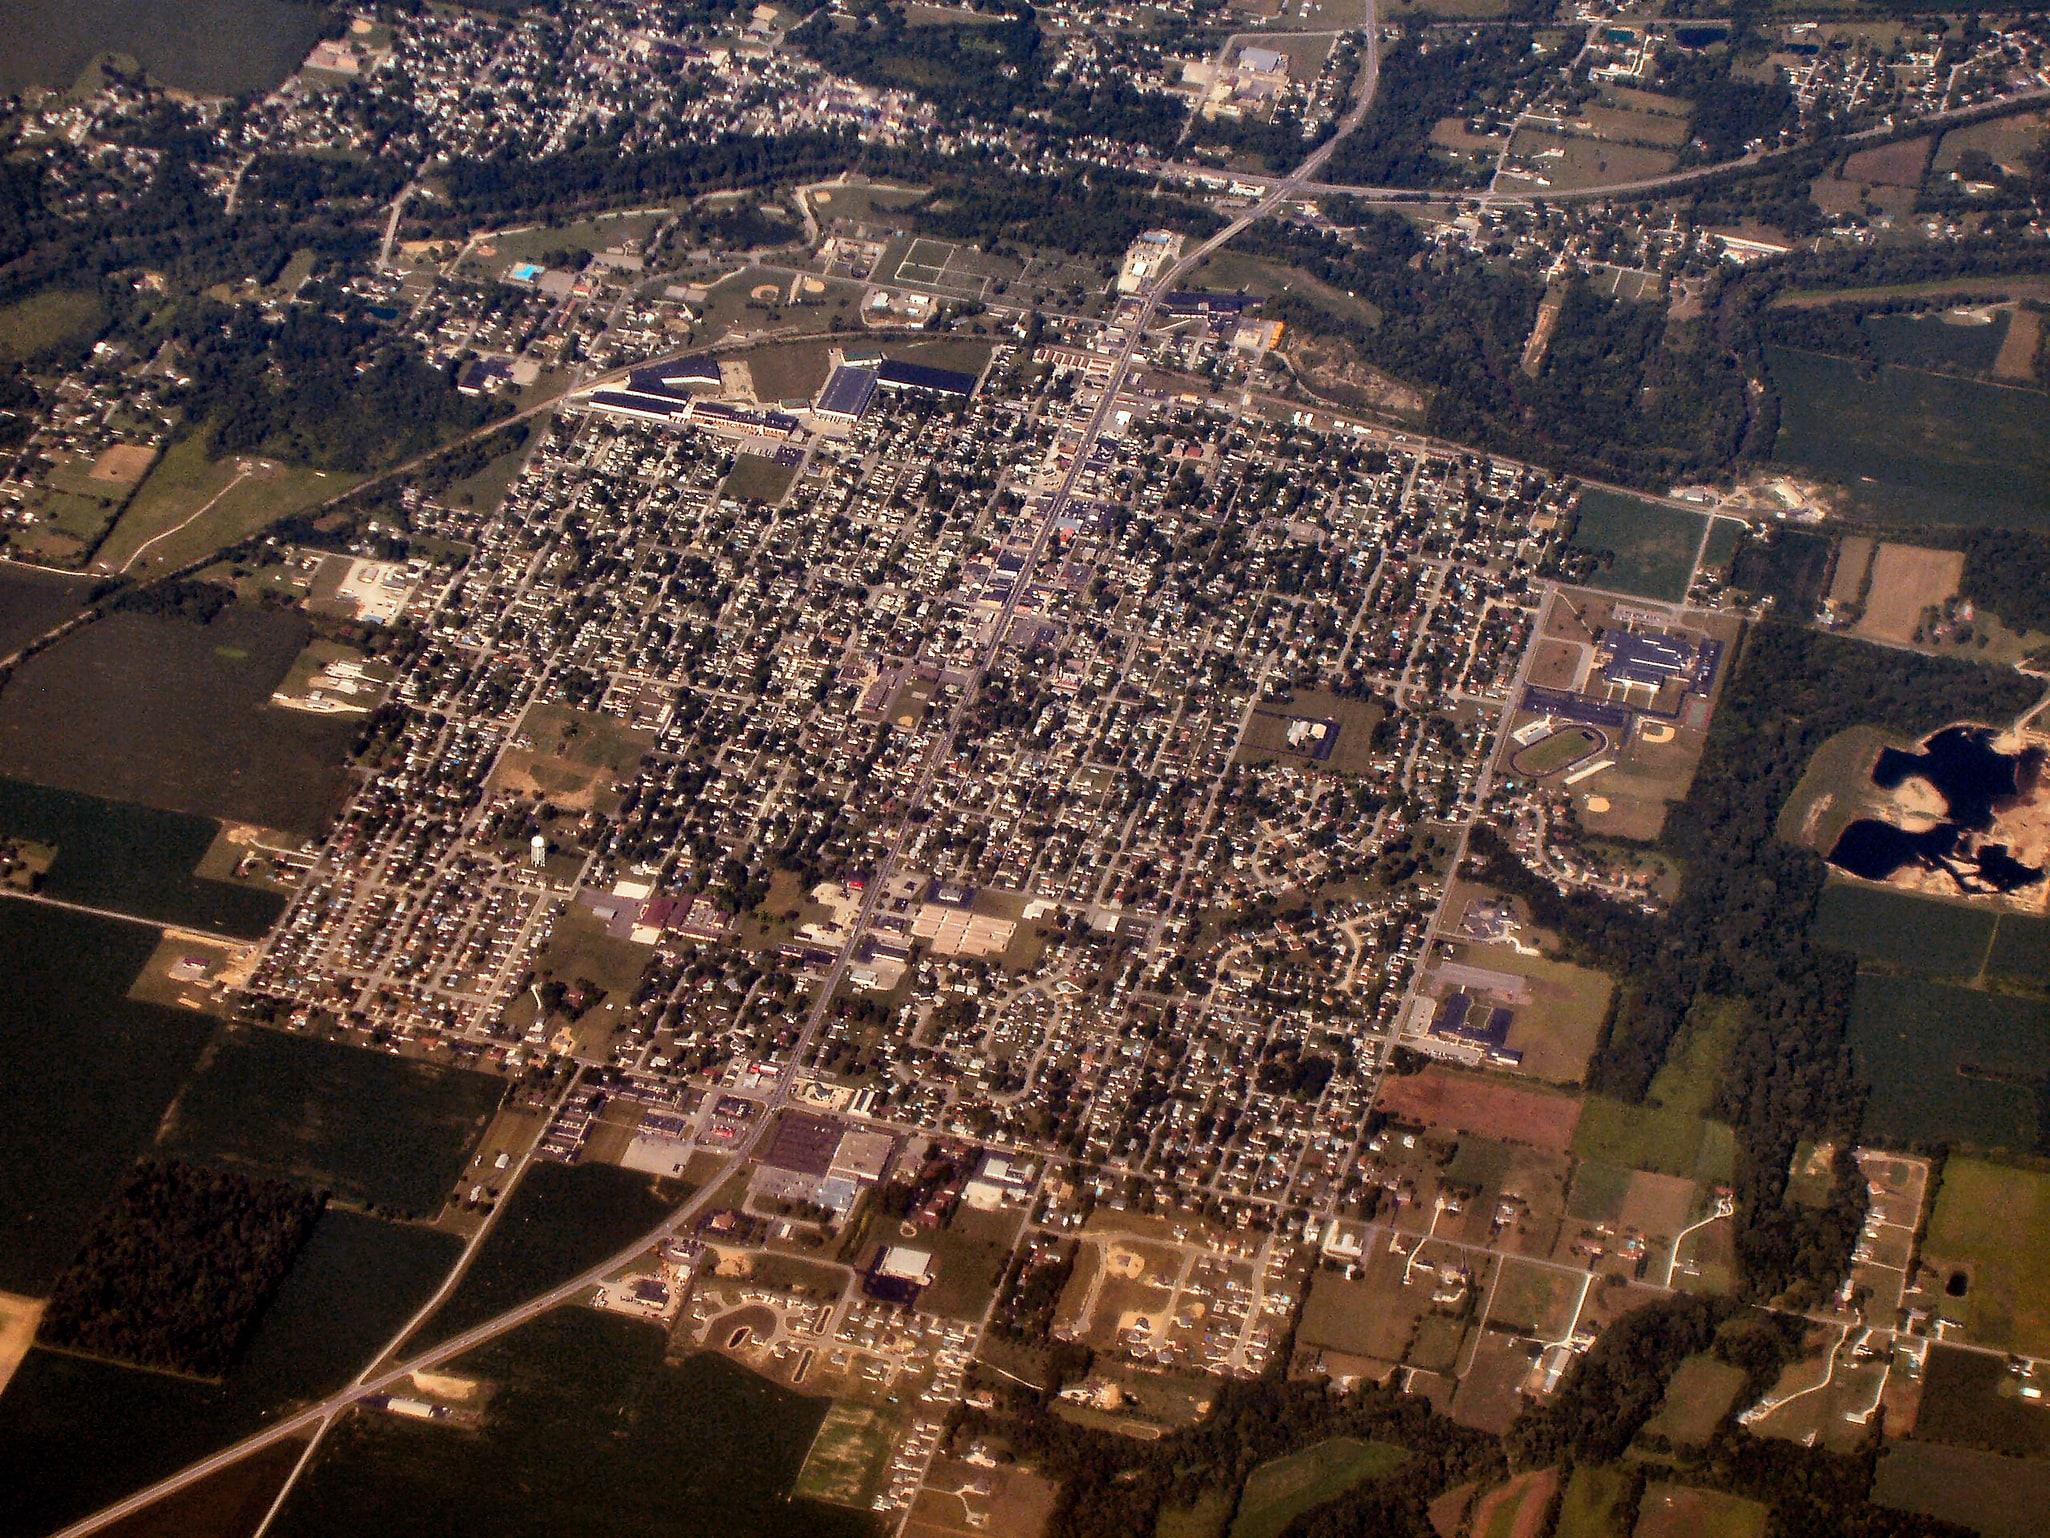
<box><xmin>529</xmin><ymin>834</ymin><xmax>547</xmax><ymax>869</ymax></box>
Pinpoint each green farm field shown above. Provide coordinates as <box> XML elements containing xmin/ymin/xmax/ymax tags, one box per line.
<box><xmin>1568</xmin><ymin>489</ymin><xmax>1707</xmax><ymax>603</ymax></box>
<box><xmin>271</xmin><ymin>1312</ymin><xmax>871</xmax><ymax>1538</ymax></box>
<box><xmin>1921</xmin><ymin>1158</ymin><xmax>2050</xmax><ymax>1356</ymax></box>
<box><xmin>1848</xmin><ymin>974</ymin><xmax>2050</xmax><ymax>1152</ymax></box>
<box><xmin>1809</xmin><ymin>882</ymin><xmax>1998</xmax><ymax>980</ymax></box>
<box><xmin>1635</xmin><ymin>1482</ymin><xmax>1766</xmax><ymax>1538</ymax></box>
<box><xmin>0</xmin><ymin>1210</ymin><xmax>457</xmax><ymax>1538</ymax></box>
<box><xmin>1872</xmin><ymin>1441</ymin><xmax>2050</xmax><ymax>1538</ymax></box>
<box><xmin>1642</xmin><ymin>1354</ymin><xmax>1747</xmax><ymax>1446</ymax></box>
<box><xmin>0</xmin><ymin>287</ymin><xmax>103</xmax><ymax>362</ymax></box>
<box><xmin>0</xmin><ymin>903</ymin><xmax>214</xmax><ymax>1295</ymax></box>
<box><xmin>157</xmin><ymin>1026</ymin><xmax>504</xmax><ymax>1217</ymax></box>
<box><xmin>0</xmin><ymin>0</ymin><xmax>326</xmax><ymax>95</ymax></box>
<box><xmin>1767</xmin><ymin>346</ymin><xmax>2050</xmax><ymax>529</ymax></box>
<box><xmin>1913</xmin><ymin>1344</ymin><xmax>2050</xmax><ymax>1458</ymax></box>
<box><xmin>0</xmin><ymin>565</ymin><xmax>88</xmax><ymax>657</ymax></box>
<box><xmin>1229</xmin><ymin>1438</ymin><xmax>1406</xmax><ymax>1538</ymax></box>
<box><xmin>1555</xmin><ymin>1463</ymin><xmax>1633</xmax><ymax>1538</ymax></box>
<box><xmin>408</xmin><ymin>1161</ymin><xmax>687</xmax><ymax>1352</ymax></box>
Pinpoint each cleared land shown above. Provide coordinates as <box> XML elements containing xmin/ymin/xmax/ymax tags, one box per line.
<box><xmin>1568</xmin><ymin>491</ymin><xmax>1706</xmax><ymax>603</ymax></box>
<box><xmin>1376</xmin><ymin>1067</ymin><xmax>1582</xmax><ymax>1152</ymax></box>
<box><xmin>1921</xmin><ymin>1157</ymin><xmax>2050</xmax><ymax>1356</ymax></box>
<box><xmin>95</xmin><ymin>436</ymin><xmax>350</xmax><ymax>575</ymax></box>
<box><xmin>1642</xmin><ymin>1354</ymin><xmax>1747</xmax><ymax>1445</ymax></box>
<box><xmin>1504</xmin><ymin>130</ymin><xmax>1674</xmax><ymax>191</ymax></box>
<box><xmin>156</xmin><ymin>1025</ymin><xmax>503</xmax><ymax>1217</ymax></box>
<box><xmin>1229</xmin><ymin>1438</ymin><xmax>1406</xmax><ymax>1538</ymax></box>
<box><xmin>490</xmin><ymin>702</ymin><xmax>654</xmax><ymax>815</ymax></box>
<box><xmin>1855</xmin><ymin>543</ymin><xmax>1964</xmax><ymax>645</ymax></box>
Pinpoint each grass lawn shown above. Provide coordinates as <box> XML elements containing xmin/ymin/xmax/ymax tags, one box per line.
<box><xmin>1229</xmin><ymin>1438</ymin><xmax>1406</xmax><ymax>1538</ymax></box>
<box><xmin>1568</xmin><ymin>489</ymin><xmax>1707</xmax><ymax>603</ymax></box>
<box><xmin>94</xmin><ymin>435</ymin><xmax>354</xmax><ymax>576</ymax></box>
<box><xmin>724</xmin><ymin>452</ymin><xmax>800</xmax><ymax>505</ymax></box>
<box><xmin>1635</xmin><ymin>1482</ymin><xmax>1767</xmax><ymax>1538</ymax></box>
<box><xmin>156</xmin><ymin>1024</ymin><xmax>503</xmax><ymax>1217</ymax></box>
<box><xmin>1447</xmin><ymin>940</ymin><xmax>1613</xmax><ymax>1084</ymax></box>
<box><xmin>1921</xmin><ymin>1158</ymin><xmax>2050</xmax><ymax>1356</ymax></box>
<box><xmin>491</xmin><ymin>702</ymin><xmax>654</xmax><ymax>815</ymax></box>
<box><xmin>1642</xmin><ymin>1354</ymin><xmax>1747</xmax><ymax>1445</ymax></box>
<box><xmin>0</xmin><ymin>287</ymin><xmax>104</xmax><ymax>362</ymax></box>
<box><xmin>793</xmin><ymin>1400</ymin><xmax>900</xmax><ymax>1507</ymax></box>
<box><xmin>1572</xmin><ymin>1099</ymin><xmax>1732</xmax><ymax>1186</ymax></box>
<box><xmin>920</xmin><ymin>1203</ymin><xmax>1023</xmax><ymax>1321</ymax></box>
<box><xmin>1555</xmin><ymin>1463</ymin><xmax>1632</xmax><ymax>1538</ymax></box>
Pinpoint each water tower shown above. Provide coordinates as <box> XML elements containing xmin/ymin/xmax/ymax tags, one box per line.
<box><xmin>529</xmin><ymin>834</ymin><xmax>547</xmax><ymax>869</ymax></box>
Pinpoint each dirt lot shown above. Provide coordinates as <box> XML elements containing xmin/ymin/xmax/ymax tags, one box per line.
<box><xmin>1469</xmin><ymin>1469</ymin><xmax>1559</xmax><ymax>1538</ymax></box>
<box><xmin>1830</xmin><ymin>535</ymin><xmax>1874</xmax><ymax>607</ymax></box>
<box><xmin>904</xmin><ymin>1459</ymin><xmax>1057</xmax><ymax>1538</ymax></box>
<box><xmin>1527</xmin><ymin>637</ymin><xmax>1588</xmax><ymax>691</ymax></box>
<box><xmin>1855</xmin><ymin>543</ymin><xmax>1964</xmax><ymax>645</ymax></box>
<box><xmin>88</xmin><ymin>444</ymin><xmax>157</xmax><ymax>485</ymax></box>
<box><xmin>1994</xmin><ymin>307</ymin><xmax>2040</xmax><ymax>381</ymax></box>
<box><xmin>1375</xmin><ymin>1067</ymin><xmax>1582</xmax><ymax>1153</ymax></box>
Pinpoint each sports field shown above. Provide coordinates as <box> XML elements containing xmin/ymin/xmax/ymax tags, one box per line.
<box><xmin>1568</xmin><ymin>489</ymin><xmax>1707</xmax><ymax>603</ymax></box>
<box><xmin>793</xmin><ymin>1401</ymin><xmax>898</xmax><ymax>1507</ymax></box>
<box><xmin>1229</xmin><ymin>1438</ymin><xmax>1406</xmax><ymax>1538</ymax></box>
<box><xmin>1921</xmin><ymin>1158</ymin><xmax>2050</xmax><ymax>1356</ymax></box>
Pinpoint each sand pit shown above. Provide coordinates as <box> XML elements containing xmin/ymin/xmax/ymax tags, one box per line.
<box><xmin>1583</xmin><ymin>795</ymin><xmax>1611</xmax><ymax>813</ymax></box>
<box><xmin>0</xmin><ymin>1292</ymin><xmax>43</xmax><ymax>1398</ymax></box>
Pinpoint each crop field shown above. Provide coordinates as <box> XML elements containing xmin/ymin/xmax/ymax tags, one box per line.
<box><xmin>1767</xmin><ymin>346</ymin><xmax>2050</xmax><ymax>528</ymax></box>
<box><xmin>91</xmin><ymin>1438</ymin><xmax>308</xmax><ymax>1538</ymax></box>
<box><xmin>1229</xmin><ymin>1438</ymin><xmax>1405</xmax><ymax>1538</ymax></box>
<box><xmin>1921</xmin><ymin>1158</ymin><xmax>2050</xmax><ymax>1356</ymax></box>
<box><xmin>1554</xmin><ymin>1463</ymin><xmax>1631</xmax><ymax>1538</ymax></box>
<box><xmin>409</xmin><ymin>1161</ymin><xmax>686</xmax><ymax>1351</ymax></box>
<box><xmin>0</xmin><ymin>778</ymin><xmax>283</xmax><ymax>935</ymax></box>
<box><xmin>157</xmin><ymin>1026</ymin><xmax>502</xmax><ymax>1217</ymax></box>
<box><xmin>0</xmin><ymin>605</ymin><xmax>356</xmax><ymax>835</ymax></box>
<box><xmin>1872</xmin><ymin>1441</ymin><xmax>2050</xmax><ymax>1538</ymax></box>
<box><xmin>0</xmin><ymin>903</ymin><xmax>215</xmax><ymax>1295</ymax></box>
<box><xmin>1856</xmin><ymin>542</ymin><xmax>1965</xmax><ymax>645</ymax></box>
<box><xmin>272</xmin><ymin>1312</ymin><xmax>868</xmax><ymax>1538</ymax></box>
<box><xmin>0</xmin><ymin>0</ymin><xmax>326</xmax><ymax>94</ymax></box>
<box><xmin>0</xmin><ymin>567</ymin><xmax>88</xmax><ymax>660</ymax></box>
<box><xmin>1848</xmin><ymin>975</ymin><xmax>2050</xmax><ymax>1152</ymax></box>
<box><xmin>1567</xmin><ymin>490</ymin><xmax>1706</xmax><ymax>602</ymax></box>
<box><xmin>1988</xmin><ymin>914</ymin><xmax>2050</xmax><ymax>985</ymax></box>
<box><xmin>1913</xmin><ymin>1344</ymin><xmax>2050</xmax><ymax>1457</ymax></box>
<box><xmin>1571</xmin><ymin>1098</ymin><xmax>1732</xmax><ymax>1185</ymax></box>
<box><xmin>1809</xmin><ymin>883</ymin><xmax>1996</xmax><ymax>979</ymax></box>
<box><xmin>0</xmin><ymin>1210</ymin><xmax>456</xmax><ymax>1538</ymax></box>
<box><xmin>1634</xmin><ymin>1483</ymin><xmax>1766</xmax><ymax>1538</ymax></box>
<box><xmin>1859</xmin><ymin>311</ymin><xmax>2012</xmax><ymax>376</ymax></box>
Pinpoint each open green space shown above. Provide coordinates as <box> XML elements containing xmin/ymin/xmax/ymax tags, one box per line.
<box><xmin>724</xmin><ymin>452</ymin><xmax>801</xmax><ymax>505</ymax></box>
<box><xmin>95</xmin><ymin>434</ymin><xmax>352</xmax><ymax>576</ymax></box>
<box><xmin>1872</xmin><ymin>1441</ymin><xmax>2050</xmax><ymax>1538</ymax></box>
<box><xmin>0</xmin><ymin>1209</ymin><xmax>457</xmax><ymax>1538</ymax></box>
<box><xmin>409</xmin><ymin>1160</ymin><xmax>686</xmax><ymax>1352</ymax></box>
<box><xmin>1568</xmin><ymin>489</ymin><xmax>1707</xmax><ymax>603</ymax></box>
<box><xmin>1767</xmin><ymin>346</ymin><xmax>2050</xmax><ymax>529</ymax></box>
<box><xmin>1635</xmin><ymin>1482</ymin><xmax>1767</xmax><ymax>1538</ymax></box>
<box><xmin>0</xmin><ymin>604</ymin><xmax>356</xmax><ymax>836</ymax></box>
<box><xmin>1229</xmin><ymin>1437</ymin><xmax>1407</xmax><ymax>1538</ymax></box>
<box><xmin>1642</xmin><ymin>1354</ymin><xmax>1747</xmax><ymax>1446</ymax></box>
<box><xmin>157</xmin><ymin>1026</ymin><xmax>503</xmax><ymax>1218</ymax></box>
<box><xmin>1572</xmin><ymin>1098</ymin><xmax>1732</xmax><ymax>1185</ymax></box>
<box><xmin>919</xmin><ymin>1202</ymin><xmax>1023</xmax><ymax>1321</ymax></box>
<box><xmin>1914</xmin><ymin>1343</ymin><xmax>2050</xmax><ymax>1458</ymax></box>
<box><xmin>0</xmin><ymin>287</ymin><xmax>104</xmax><ymax>362</ymax></box>
<box><xmin>1859</xmin><ymin>311</ymin><xmax>2012</xmax><ymax>375</ymax></box>
<box><xmin>1987</xmin><ymin>913</ymin><xmax>2050</xmax><ymax>987</ymax></box>
<box><xmin>1809</xmin><ymin>883</ymin><xmax>1997</xmax><ymax>981</ymax></box>
<box><xmin>1156</xmin><ymin>1491</ymin><xmax>1234</xmax><ymax>1538</ymax></box>
<box><xmin>1921</xmin><ymin>1157</ymin><xmax>2050</xmax><ymax>1356</ymax></box>
<box><xmin>0</xmin><ymin>777</ymin><xmax>283</xmax><ymax>935</ymax></box>
<box><xmin>0</xmin><ymin>0</ymin><xmax>328</xmax><ymax>95</ymax></box>
<box><xmin>1556</xmin><ymin>1462</ymin><xmax>1633</xmax><ymax>1538</ymax></box>
<box><xmin>0</xmin><ymin>902</ymin><xmax>215</xmax><ymax>1295</ymax></box>
<box><xmin>272</xmin><ymin>1311</ymin><xmax>873</xmax><ymax>1538</ymax></box>
<box><xmin>793</xmin><ymin>1400</ymin><xmax>899</xmax><ymax>1508</ymax></box>
<box><xmin>1848</xmin><ymin>974</ymin><xmax>2050</xmax><ymax>1152</ymax></box>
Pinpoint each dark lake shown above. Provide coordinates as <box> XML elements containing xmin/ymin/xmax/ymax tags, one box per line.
<box><xmin>1830</xmin><ymin>727</ymin><xmax>2046</xmax><ymax>893</ymax></box>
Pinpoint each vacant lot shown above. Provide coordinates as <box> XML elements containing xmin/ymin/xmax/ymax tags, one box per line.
<box><xmin>794</xmin><ymin>1400</ymin><xmax>897</xmax><ymax>1507</ymax></box>
<box><xmin>1568</xmin><ymin>490</ymin><xmax>1706</xmax><ymax>603</ymax></box>
<box><xmin>1842</xmin><ymin>136</ymin><xmax>1930</xmax><ymax>187</ymax></box>
<box><xmin>0</xmin><ymin>605</ymin><xmax>356</xmax><ymax>835</ymax></box>
<box><xmin>491</xmin><ymin>702</ymin><xmax>654</xmax><ymax>815</ymax></box>
<box><xmin>1849</xmin><ymin>975</ymin><xmax>2050</xmax><ymax>1152</ymax></box>
<box><xmin>724</xmin><ymin>452</ymin><xmax>800</xmax><ymax>505</ymax></box>
<box><xmin>1856</xmin><ymin>543</ymin><xmax>1964</xmax><ymax>645</ymax></box>
<box><xmin>1768</xmin><ymin>346</ymin><xmax>2050</xmax><ymax>529</ymax></box>
<box><xmin>96</xmin><ymin>435</ymin><xmax>349</xmax><ymax>576</ymax></box>
<box><xmin>1377</xmin><ymin>1067</ymin><xmax>1582</xmax><ymax>1153</ymax></box>
<box><xmin>157</xmin><ymin>1025</ymin><xmax>503</xmax><ymax>1217</ymax></box>
<box><xmin>1504</xmin><ymin>130</ymin><xmax>1674</xmax><ymax>191</ymax></box>
<box><xmin>1230</xmin><ymin>1438</ymin><xmax>1405</xmax><ymax>1538</ymax></box>
<box><xmin>1921</xmin><ymin>1157</ymin><xmax>2050</xmax><ymax>1356</ymax></box>
<box><xmin>1872</xmin><ymin>1441</ymin><xmax>2050</xmax><ymax>1538</ymax></box>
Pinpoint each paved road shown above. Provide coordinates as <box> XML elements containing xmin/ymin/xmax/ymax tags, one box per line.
<box><xmin>0</xmin><ymin>886</ymin><xmax>251</xmax><ymax>946</ymax></box>
<box><xmin>1149</xmin><ymin>84</ymin><xmax>2050</xmax><ymax>206</ymax></box>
